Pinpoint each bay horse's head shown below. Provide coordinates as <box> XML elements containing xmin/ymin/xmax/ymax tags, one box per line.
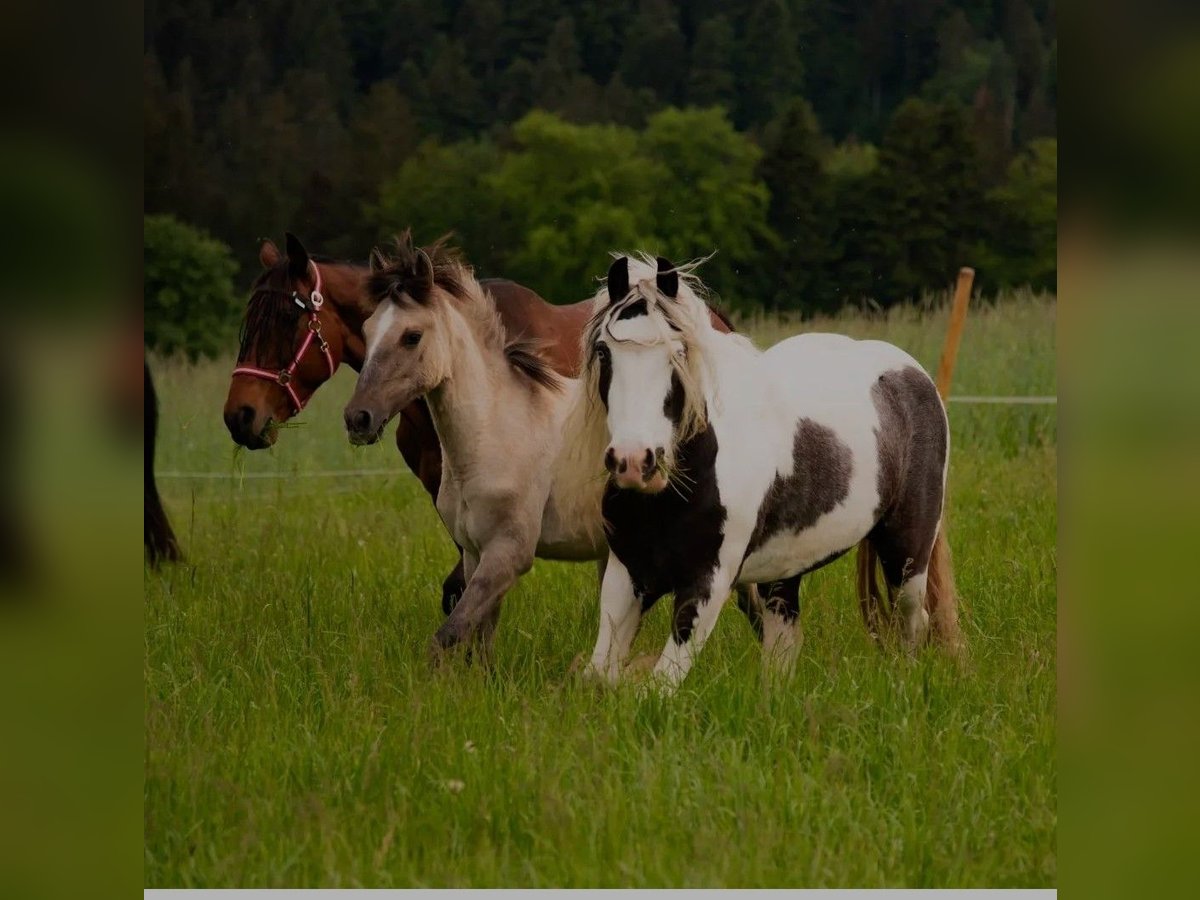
<box><xmin>344</xmin><ymin>232</ymin><xmax>469</xmax><ymax>445</ymax></box>
<box><xmin>581</xmin><ymin>254</ymin><xmax>712</xmax><ymax>494</ymax></box>
<box><xmin>223</xmin><ymin>234</ymin><xmax>350</xmax><ymax>448</ymax></box>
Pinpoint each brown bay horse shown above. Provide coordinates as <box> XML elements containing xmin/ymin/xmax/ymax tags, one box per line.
<box><xmin>224</xmin><ymin>234</ymin><xmax>592</xmax><ymax>610</ymax></box>
<box><xmin>223</xmin><ymin>233</ymin><xmax>742</xmax><ymax>619</ymax></box>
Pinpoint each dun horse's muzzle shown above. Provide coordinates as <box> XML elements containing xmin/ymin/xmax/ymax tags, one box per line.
<box><xmin>345</xmin><ymin>407</ymin><xmax>387</xmax><ymax>446</ymax></box>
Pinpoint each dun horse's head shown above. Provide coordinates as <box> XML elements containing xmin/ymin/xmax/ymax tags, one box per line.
<box><xmin>223</xmin><ymin>234</ymin><xmax>348</xmax><ymax>448</ymax></box>
<box><xmin>584</xmin><ymin>255</ymin><xmax>710</xmax><ymax>494</ymax></box>
<box><xmin>344</xmin><ymin>233</ymin><xmax>460</xmax><ymax>446</ymax></box>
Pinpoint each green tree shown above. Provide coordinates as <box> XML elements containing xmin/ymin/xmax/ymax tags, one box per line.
<box><xmin>144</xmin><ymin>215</ymin><xmax>240</xmax><ymax>359</ymax></box>
<box><xmin>639</xmin><ymin>106</ymin><xmax>772</xmax><ymax>303</ymax></box>
<box><xmin>618</xmin><ymin>0</ymin><xmax>687</xmax><ymax>105</ymax></box>
<box><xmin>487</xmin><ymin>112</ymin><xmax>660</xmax><ymax>299</ymax></box>
<box><xmin>373</xmin><ymin>138</ymin><xmax>505</xmax><ymax>275</ymax></box>
<box><xmin>983</xmin><ymin>137</ymin><xmax>1056</xmax><ymax>290</ymax></box>
<box><xmin>869</xmin><ymin>98</ymin><xmax>988</xmax><ymax>303</ymax></box>
<box><xmin>687</xmin><ymin>15</ymin><xmax>736</xmax><ymax>109</ymax></box>
<box><xmin>757</xmin><ymin>99</ymin><xmax>832</xmax><ymax>310</ymax></box>
<box><xmin>737</xmin><ymin>0</ymin><xmax>803</xmax><ymax>127</ymax></box>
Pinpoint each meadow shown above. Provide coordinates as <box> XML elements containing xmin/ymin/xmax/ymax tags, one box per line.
<box><xmin>144</xmin><ymin>293</ymin><xmax>1057</xmax><ymax>887</ymax></box>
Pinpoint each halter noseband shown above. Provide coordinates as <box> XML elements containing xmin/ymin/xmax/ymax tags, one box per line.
<box><xmin>232</xmin><ymin>261</ymin><xmax>337</xmax><ymax>413</ymax></box>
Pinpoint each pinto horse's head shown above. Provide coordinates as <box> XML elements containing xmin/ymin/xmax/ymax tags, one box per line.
<box><xmin>223</xmin><ymin>234</ymin><xmax>348</xmax><ymax>448</ymax></box>
<box><xmin>583</xmin><ymin>254</ymin><xmax>711</xmax><ymax>495</ymax></box>
<box><xmin>343</xmin><ymin>232</ymin><xmax>463</xmax><ymax>446</ymax></box>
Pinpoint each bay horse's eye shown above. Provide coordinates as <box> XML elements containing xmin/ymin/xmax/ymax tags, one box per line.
<box><xmin>402</xmin><ymin>330</ymin><xmax>422</xmax><ymax>348</ymax></box>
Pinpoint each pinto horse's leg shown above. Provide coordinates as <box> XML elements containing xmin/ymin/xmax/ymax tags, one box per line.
<box><xmin>650</xmin><ymin>565</ymin><xmax>738</xmax><ymax>693</ymax></box>
<box><xmin>584</xmin><ymin>553</ymin><xmax>652</xmax><ymax>683</ymax></box>
<box><xmin>869</xmin><ymin>514</ymin><xmax>940</xmax><ymax>652</ymax></box>
<box><xmin>760</xmin><ymin>574</ymin><xmax>803</xmax><ymax>673</ymax></box>
<box><xmin>736</xmin><ymin>585</ymin><xmax>765</xmax><ymax>641</ymax></box>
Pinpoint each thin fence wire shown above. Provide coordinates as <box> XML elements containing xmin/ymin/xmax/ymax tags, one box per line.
<box><xmin>158</xmin><ymin>394</ymin><xmax>1055</xmax><ymax>481</ymax></box>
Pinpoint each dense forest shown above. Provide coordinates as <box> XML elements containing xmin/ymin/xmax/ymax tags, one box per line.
<box><xmin>145</xmin><ymin>0</ymin><xmax>1056</xmax><ymax>328</ymax></box>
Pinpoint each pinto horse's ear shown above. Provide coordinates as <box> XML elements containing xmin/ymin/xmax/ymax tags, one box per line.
<box><xmin>258</xmin><ymin>238</ymin><xmax>281</xmax><ymax>269</ymax></box>
<box><xmin>285</xmin><ymin>232</ymin><xmax>311</xmax><ymax>279</ymax></box>
<box><xmin>656</xmin><ymin>257</ymin><xmax>679</xmax><ymax>298</ymax></box>
<box><xmin>369</xmin><ymin>246</ymin><xmax>388</xmax><ymax>273</ymax></box>
<box><xmin>607</xmin><ymin>257</ymin><xmax>630</xmax><ymax>304</ymax></box>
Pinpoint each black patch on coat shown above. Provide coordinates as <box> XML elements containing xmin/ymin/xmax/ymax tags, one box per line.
<box><xmin>616</xmin><ymin>298</ymin><xmax>648</xmax><ymax>320</ymax></box>
<box><xmin>662</xmin><ymin>371</ymin><xmax>685</xmax><ymax>425</ymax></box>
<box><xmin>761</xmin><ymin>574</ymin><xmax>802</xmax><ymax>623</ymax></box>
<box><xmin>602</xmin><ymin>417</ymin><xmax>725</xmax><ymax>646</ymax></box>
<box><xmin>867</xmin><ymin>366</ymin><xmax>948</xmax><ymax>586</ymax></box>
<box><xmin>597</xmin><ymin>349</ymin><xmax>612</xmax><ymax>407</ymax></box>
<box><xmin>745</xmin><ymin>419</ymin><xmax>853</xmax><ymax>557</ymax></box>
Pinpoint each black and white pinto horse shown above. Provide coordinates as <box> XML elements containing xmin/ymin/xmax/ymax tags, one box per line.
<box><xmin>564</xmin><ymin>254</ymin><xmax>963</xmax><ymax>691</ymax></box>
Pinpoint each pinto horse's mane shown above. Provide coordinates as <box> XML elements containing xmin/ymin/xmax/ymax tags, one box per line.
<box><xmin>367</xmin><ymin>231</ymin><xmax>560</xmax><ymax>392</ymax></box>
<box><xmin>554</xmin><ymin>253</ymin><xmax>750</xmax><ymax>534</ymax></box>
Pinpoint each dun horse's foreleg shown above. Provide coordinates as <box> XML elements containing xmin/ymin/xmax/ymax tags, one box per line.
<box><xmin>431</xmin><ymin>539</ymin><xmax>529</xmax><ymax>658</ymax></box>
<box><xmin>650</xmin><ymin>566</ymin><xmax>737</xmax><ymax>693</ymax></box>
<box><xmin>584</xmin><ymin>553</ymin><xmax>647</xmax><ymax>683</ymax></box>
<box><xmin>761</xmin><ymin>574</ymin><xmax>803</xmax><ymax>674</ymax></box>
<box><xmin>441</xmin><ymin>554</ymin><xmax>467</xmax><ymax>615</ymax></box>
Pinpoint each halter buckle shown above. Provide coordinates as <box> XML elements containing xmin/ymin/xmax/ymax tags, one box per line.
<box><xmin>277</xmin><ymin>370</ymin><xmax>292</xmax><ymax>385</ymax></box>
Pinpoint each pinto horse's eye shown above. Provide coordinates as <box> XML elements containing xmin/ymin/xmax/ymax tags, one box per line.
<box><xmin>595</xmin><ymin>343</ymin><xmax>610</xmax><ymax>361</ymax></box>
<box><xmin>402</xmin><ymin>330</ymin><xmax>422</xmax><ymax>348</ymax></box>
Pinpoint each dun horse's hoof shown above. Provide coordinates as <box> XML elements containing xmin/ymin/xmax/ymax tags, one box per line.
<box><xmin>441</xmin><ymin>584</ymin><xmax>464</xmax><ymax>616</ymax></box>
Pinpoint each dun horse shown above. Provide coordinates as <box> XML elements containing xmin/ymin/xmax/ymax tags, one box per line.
<box><xmin>562</xmin><ymin>255</ymin><xmax>964</xmax><ymax>691</ymax></box>
<box><xmin>342</xmin><ymin>236</ymin><xmax>761</xmax><ymax>659</ymax></box>
<box><xmin>222</xmin><ymin>233</ymin><xmax>592</xmax><ymax>611</ymax></box>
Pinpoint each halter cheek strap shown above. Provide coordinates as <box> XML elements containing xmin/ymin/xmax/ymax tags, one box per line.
<box><xmin>232</xmin><ymin>261</ymin><xmax>337</xmax><ymax>413</ymax></box>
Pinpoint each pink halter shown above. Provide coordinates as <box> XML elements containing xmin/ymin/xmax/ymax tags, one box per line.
<box><xmin>232</xmin><ymin>261</ymin><xmax>337</xmax><ymax>413</ymax></box>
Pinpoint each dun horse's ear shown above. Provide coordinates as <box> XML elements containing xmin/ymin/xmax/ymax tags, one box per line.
<box><xmin>369</xmin><ymin>246</ymin><xmax>388</xmax><ymax>273</ymax></box>
<box><xmin>258</xmin><ymin>239</ymin><xmax>281</xmax><ymax>269</ymax></box>
<box><xmin>607</xmin><ymin>257</ymin><xmax>630</xmax><ymax>304</ymax></box>
<box><xmin>412</xmin><ymin>248</ymin><xmax>435</xmax><ymax>301</ymax></box>
<box><xmin>285</xmin><ymin>232</ymin><xmax>311</xmax><ymax>279</ymax></box>
<box><xmin>656</xmin><ymin>257</ymin><xmax>679</xmax><ymax>298</ymax></box>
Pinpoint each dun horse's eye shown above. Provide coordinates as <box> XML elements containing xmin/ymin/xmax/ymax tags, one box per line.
<box><xmin>402</xmin><ymin>330</ymin><xmax>422</xmax><ymax>348</ymax></box>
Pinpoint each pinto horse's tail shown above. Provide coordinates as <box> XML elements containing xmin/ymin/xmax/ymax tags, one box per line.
<box><xmin>855</xmin><ymin>524</ymin><xmax>964</xmax><ymax>654</ymax></box>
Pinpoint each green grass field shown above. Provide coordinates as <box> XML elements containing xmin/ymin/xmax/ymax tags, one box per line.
<box><xmin>144</xmin><ymin>294</ymin><xmax>1057</xmax><ymax>887</ymax></box>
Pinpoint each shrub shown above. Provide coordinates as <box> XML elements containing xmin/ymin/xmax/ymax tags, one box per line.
<box><xmin>144</xmin><ymin>214</ymin><xmax>239</xmax><ymax>359</ymax></box>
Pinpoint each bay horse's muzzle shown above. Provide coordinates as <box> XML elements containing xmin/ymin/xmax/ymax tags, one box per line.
<box><xmin>224</xmin><ymin>403</ymin><xmax>274</xmax><ymax>449</ymax></box>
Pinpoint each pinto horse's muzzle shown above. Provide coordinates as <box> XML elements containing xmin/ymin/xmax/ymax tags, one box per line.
<box><xmin>605</xmin><ymin>444</ymin><xmax>669</xmax><ymax>493</ymax></box>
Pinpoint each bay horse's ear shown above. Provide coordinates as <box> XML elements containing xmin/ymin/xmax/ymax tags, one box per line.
<box><xmin>607</xmin><ymin>257</ymin><xmax>630</xmax><ymax>304</ymax></box>
<box><xmin>369</xmin><ymin>246</ymin><xmax>388</xmax><ymax>273</ymax></box>
<box><xmin>656</xmin><ymin>257</ymin><xmax>679</xmax><ymax>298</ymax></box>
<box><xmin>412</xmin><ymin>248</ymin><xmax>435</xmax><ymax>301</ymax></box>
<box><xmin>258</xmin><ymin>238</ymin><xmax>281</xmax><ymax>269</ymax></box>
<box><xmin>284</xmin><ymin>232</ymin><xmax>311</xmax><ymax>279</ymax></box>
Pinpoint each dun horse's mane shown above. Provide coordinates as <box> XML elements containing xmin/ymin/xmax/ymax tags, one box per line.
<box><xmin>368</xmin><ymin>231</ymin><xmax>560</xmax><ymax>392</ymax></box>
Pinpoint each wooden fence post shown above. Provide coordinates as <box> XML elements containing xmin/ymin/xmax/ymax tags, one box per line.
<box><xmin>935</xmin><ymin>267</ymin><xmax>975</xmax><ymax>400</ymax></box>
